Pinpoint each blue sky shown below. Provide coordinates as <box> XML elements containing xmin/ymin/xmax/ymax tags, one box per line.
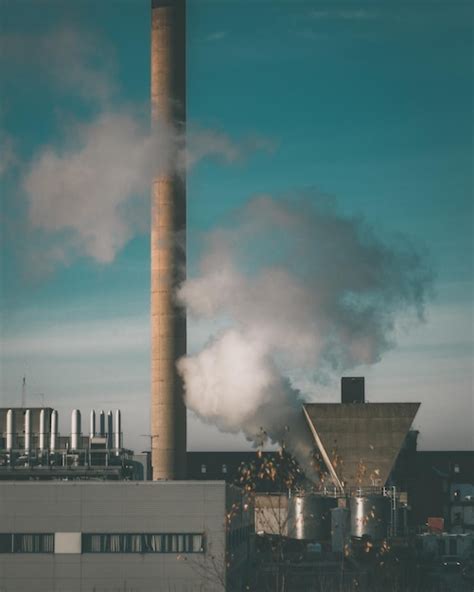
<box><xmin>0</xmin><ymin>0</ymin><xmax>472</xmax><ymax>452</ymax></box>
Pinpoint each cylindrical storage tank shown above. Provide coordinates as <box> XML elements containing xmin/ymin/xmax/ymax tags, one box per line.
<box><xmin>50</xmin><ymin>410</ymin><xmax>58</xmax><ymax>452</ymax></box>
<box><xmin>6</xmin><ymin>409</ymin><xmax>14</xmax><ymax>451</ymax></box>
<box><xmin>114</xmin><ymin>409</ymin><xmax>121</xmax><ymax>452</ymax></box>
<box><xmin>38</xmin><ymin>409</ymin><xmax>46</xmax><ymax>452</ymax></box>
<box><xmin>287</xmin><ymin>495</ymin><xmax>337</xmax><ymax>541</ymax></box>
<box><xmin>99</xmin><ymin>410</ymin><xmax>105</xmax><ymax>436</ymax></box>
<box><xmin>107</xmin><ymin>411</ymin><xmax>113</xmax><ymax>449</ymax></box>
<box><xmin>350</xmin><ymin>495</ymin><xmax>390</xmax><ymax>541</ymax></box>
<box><xmin>89</xmin><ymin>409</ymin><xmax>96</xmax><ymax>438</ymax></box>
<box><xmin>71</xmin><ymin>409</ymin><xmax>81</xmax><ymax>451</ymax></box>
<box><xmin>24</xmin><ymin>409</ymin><xmax>31</xmax><ymax>453</ymax></box>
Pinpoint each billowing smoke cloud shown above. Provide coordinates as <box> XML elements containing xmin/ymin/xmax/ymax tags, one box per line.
<box><xmin>22</xmin><ymin>114</ymin><xmax>275</xmax><ymax>264</ymax></box>
<box><xmin>178</xmin><ymin>195</ymin><xmax>432</xmax><ymax>467</ymax></box>
<box><xmin>1</xmin><ymin>24</ymin><xmax>275</xmax><ymax>268</ymax></box>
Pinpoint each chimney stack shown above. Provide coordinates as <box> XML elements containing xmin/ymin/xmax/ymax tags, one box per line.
<box><xmin>150</xmin><ymin>0</ymin><xmax>187</xmax><ymax>479</ymax></box>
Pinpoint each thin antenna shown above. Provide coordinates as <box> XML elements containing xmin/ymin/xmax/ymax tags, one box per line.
<box><xmin>21</xmin><ymin>376</ymin><xmax>26</xmax><ymax>408</ymax></box>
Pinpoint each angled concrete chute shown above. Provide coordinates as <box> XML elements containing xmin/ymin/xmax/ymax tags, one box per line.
<box><xmin>303</xmin><ymin>402</ymin><xmax>420</xmax><ymax>489</ymax></box>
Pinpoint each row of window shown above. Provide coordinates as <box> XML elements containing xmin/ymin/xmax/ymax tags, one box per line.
<box><xmin>0</xmin><ymin>533</ymin><xmax>204</xmax><ymax>554</ymax></box>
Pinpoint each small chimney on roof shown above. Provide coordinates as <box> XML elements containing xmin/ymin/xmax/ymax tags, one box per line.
<box><xmin>341</xmin><ymin>376</ymin><xmax>365</xmax><ymax>404</ymax></box>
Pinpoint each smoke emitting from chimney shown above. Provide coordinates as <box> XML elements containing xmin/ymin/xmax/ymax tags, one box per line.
<box><xmin>178</xmin><ymin>195</ymin><xmax>432</xmax><ymax>468</ymax></box>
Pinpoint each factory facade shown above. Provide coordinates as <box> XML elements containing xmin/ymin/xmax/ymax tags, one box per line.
<box><xmin>0</xmin><ymin>481</ymin><xmax>252</xmax><ymax>592</ymax></box>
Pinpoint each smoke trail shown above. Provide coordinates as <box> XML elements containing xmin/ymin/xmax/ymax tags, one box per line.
<box><xmin>178</xmin><ymin>195</ymin><xmax>432</xmax><ymax>469</ymax></box>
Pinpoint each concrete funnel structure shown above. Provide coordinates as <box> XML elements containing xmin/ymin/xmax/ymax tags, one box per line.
<box><xmin>150</xmin><ymin>0</ymin><xmax>187</xmax><ymax>480</ymax></box>
<box><xmin>303</xmin><ymin>402</ymin><xmax>420</xmax><ymax>489</ymax></box>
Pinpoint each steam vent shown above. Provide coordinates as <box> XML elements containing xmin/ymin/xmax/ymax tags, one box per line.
<box><xmin>151</xmin><ymin>0</ymin><xmax>187</xmax><ymax>480</ymax></box>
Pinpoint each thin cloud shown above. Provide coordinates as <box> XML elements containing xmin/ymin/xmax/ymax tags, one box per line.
<box><xmin>309</xmin><ymin>9</ymin><xmax>377</xmax><ymax>21</ymax></box>
<box><xmin>205</xmin><ymin>31</ymin><xmax>227</xmax><ymax>42</ymax></box>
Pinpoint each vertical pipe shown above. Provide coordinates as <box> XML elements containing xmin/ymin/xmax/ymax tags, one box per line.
<box><xmin>107</xmin><ymin>410</ymin><xmax>113</xmax><ymax>449</ymax></box>
<box><xmin>150</xmin><ymin>0</ymin><xmax>187</xmax><ymax>480</ymax></box>
<box><xmin>99</xmin><ymin>410</ymin><xmax>105</xmax><ymax>436</ymax></box>
<box><xmin>71</xmin><ymin>409</ymin><xmax>81</xmax><ymax>451</ymax></box>
<box><xmin>90</xmin><ymin>409</ymin><xmax>96</xmax><ymax>438</ymax></box>
<box><xmin>114</xmin><ymin>409</ymin><xmax>122</xmax><ymax>452</ymax></box>
<box><xmin>50</xmin><ymin>410</ymin><xmax>58</xmax><ymax>453</ymax></box>
<box><xmin>38</xmin><ymin>409</ymin><xmax>46</xmax><ymax>452</ymax></box>
<box><xmin>6</xmin><ymin>409</ymin><xmax>14</xmax><ymax>451</ymax></box>
<box><xmin>24</xmin><ymin>409</ymin><xmax>31</xmax><ymax>454</ymax></box>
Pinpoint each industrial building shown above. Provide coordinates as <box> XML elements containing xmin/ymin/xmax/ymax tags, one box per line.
<box><xmin>0</xmin><ymin>480</ymin><xmax>252</xmax><ymax>592</ymax></box>
<box><xmin>1</xmin><ymin>0</ymin><xmax>472</xmax><ymax>589</ymax></box>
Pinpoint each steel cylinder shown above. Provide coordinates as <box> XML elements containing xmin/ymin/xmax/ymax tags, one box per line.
<box><xmin>350</xmin><ymin>495</ymin><xmax>390</xmax><ymax>541</ymax></box>
<box><xmin>287</xmin><ymin>494</ymin><xmax>337</xmax><ymax>541</ymax></box>
<box><xmin>99</xmin><ymin>410</ymin><xmax>105</xmax><ymax>436</ymax></box>
<box><xmin>71</xmin><ymin>409</ymin><xmax>81</xmax><ymax>451</ymax></box>
<box><xmin>50</xmin><ymin>410</ymin><xmax>58</xmax><ymax>452</ymax></box>
<box><xmin>89</xmin><ymin>409</ymin><xmax>96</xmax><ymax>438</ymax></box>
<box><xmin>6</xmin><ymin>409</ymin><xmax>14</xmax><ymax>451</ymax></box>
<box><xmin>38</xmin><ymin>409</ymin><xmax>46</xmax><ymax>452</ymax></box>
<box><xmin>24</xmin><ymin>409</ymin><xmax>31</xmax><ymax>453</ymax></box>
<box><xmin>107</xmin><ymin>411</ymin><xmax>113</xmax><ymax>449</ymax></box>
<box><xmin>114</xmin><ymin>409</ymin><xmax>121</xmax><ymax>451</ymax></box>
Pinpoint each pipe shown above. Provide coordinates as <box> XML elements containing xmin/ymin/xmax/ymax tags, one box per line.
<box><xmin>90</xmin><ymin>409</ymin><xmax>96</xmax><ymax>438</ymax></box>
<box><xmin>38</xmin><ymin>409</ymin><xmax>46</xmax><ymax>452</ymax></box>
<box><xmin>114</xmin><ymin>409</ymin><xmax>121</xmax><ymax>452</ymax></box>
<box><xmin>107</xmin><ymin>410</ymin><xmax>113</xmax><ymax>449</ymax></box>
<box><xmin>6</xmin><ymin>409</ymin><xmax>13</xmax><ymax>451</ymax></box>
<box><xmin>50</xmin><ymin>410</ymin><xmax>58</xmax><ymax>452</ymax></box>
<box><xmin>99</xmin><ymin>410</ymin><xmax>105</xmax><ymax>436</ymax></box>
<box><xmin>24</xmin><ymin>409</ymin><xmax>31</xmax><ymax>454</ymax></box>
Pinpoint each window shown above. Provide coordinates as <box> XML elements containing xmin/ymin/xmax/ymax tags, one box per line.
<box><xmin>0</xmin><ymin>534</ymin><xmax>54</xmax><ymax>553</ymax></box>
<box><xmin>449</xmin><ymin>537</ymin><xmax>457</xmax><ymax>555</ymax></box>
<box><xmin>81</xmin><ymin>533</ymin><xmax>204</xmax><ymax>554</ymax></box>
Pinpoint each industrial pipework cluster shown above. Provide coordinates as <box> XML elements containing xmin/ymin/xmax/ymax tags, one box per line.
<box><xmin>0</xmin><ymin>407</ymin><xmax>126</xmax><ymax>470</ymax></box>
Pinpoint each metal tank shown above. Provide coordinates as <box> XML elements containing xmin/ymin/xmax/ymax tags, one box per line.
<box><xmin>287</xmin><ymin>494</ymin><xmax>337</xmax><ymax>541</ymax></box>
<box><xmin>24</xmin><ymin>409</ymin><xmax>31</xmax><ymax>454</ymax></box>
<box><xmin>71</xmin><ymin>409</ymin><xmax>81</xmax><ymax>450</ymax></box>
<box><xmin>6</xmin><ymin>409</ymin><xmax>14</xmax><ymax>451</ymax></box>
<box><xmin>350</xmin><ymin>495</ymin><xmax>390</xmax><ymax>541</ymax></box>
<box><xmin>50</xmin><ymin>410</ymin><xmax>58</xmax><ymax>452</ymax></box>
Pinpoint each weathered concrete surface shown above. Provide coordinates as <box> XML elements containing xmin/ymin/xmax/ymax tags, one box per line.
<box><xmin>150</xmin><ymin>0</ymin><xmax>187</xmax><ymax>480</ymax></box>
<box><xmin>303</xmin><ymin>403</ymin><xmax>420</xmax><ymax>489</ymax></box>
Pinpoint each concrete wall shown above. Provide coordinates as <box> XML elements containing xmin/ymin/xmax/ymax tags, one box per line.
<box><xmin>0</xmin><ymin>481</ymin><xmax>229</xmax><ymax>592</ymax></box>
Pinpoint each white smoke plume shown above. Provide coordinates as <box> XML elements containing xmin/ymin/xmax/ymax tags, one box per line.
<box><xmin>178</xmin><ymin>195</ymin><xmax>432</xmax><ymax>468</ymax></box>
